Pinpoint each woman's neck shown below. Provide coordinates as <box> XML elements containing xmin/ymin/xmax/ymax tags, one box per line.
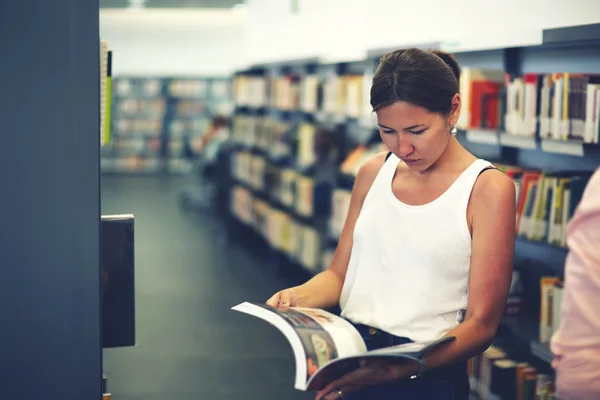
<box><xmin>418</xmin><ymin>137</ymin><xmax>470</xmax><ymax>178</ymax></box>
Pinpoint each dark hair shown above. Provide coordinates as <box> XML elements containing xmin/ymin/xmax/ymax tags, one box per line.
<box><xmin>212</xmin><ymin>115</ymin><xmax>228</xmax><ymax>127</ymax></box>
<box><xmin>370</xmin><ymin>48</ymin><xmax>461</xmax><ymax>115</ymax></box>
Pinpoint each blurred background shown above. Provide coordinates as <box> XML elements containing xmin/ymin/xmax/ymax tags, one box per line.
<box><xmin>95</xmin><ymin>1</ymin><xmax>600</xmax><ymax>399</ymax></box>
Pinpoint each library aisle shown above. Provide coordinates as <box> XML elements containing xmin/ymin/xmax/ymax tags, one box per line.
<box><xmin>101</xmin><ymin>175</ymin><xmax>312</xmax><ymax>400</ymax></box>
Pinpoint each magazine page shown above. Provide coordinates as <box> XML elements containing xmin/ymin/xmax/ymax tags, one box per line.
<box><xmin>361</xmin><ymin>335</ymin><xmax>456</xmax><ymax>357</ymax></box>
<box><xmin>231</xmin><ymin>302</ymin><xmax>366</xmax><ymax>390</ymax></box>
<box><xmin>305</xmin><ymin>336</ymin><xmax>456</xmax><ymax>391</ymax></box>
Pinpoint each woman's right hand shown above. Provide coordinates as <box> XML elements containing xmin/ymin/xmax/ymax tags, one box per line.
<box><xmin>266</xmin><ymin>288</ymin><xmax>299</xmax><ymax>311</ymax></box>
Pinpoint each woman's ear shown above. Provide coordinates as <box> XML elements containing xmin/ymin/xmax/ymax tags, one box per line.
<box><xmin>449</xmin><ymin>93</ymin><xmax>461</xmax><ymax>127</ymax></box>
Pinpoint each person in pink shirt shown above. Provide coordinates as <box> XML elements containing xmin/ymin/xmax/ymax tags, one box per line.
<box><xmin>551</xmin><ymin>168</ymin><xmax>600</xmax><ymax>399</ymax></box>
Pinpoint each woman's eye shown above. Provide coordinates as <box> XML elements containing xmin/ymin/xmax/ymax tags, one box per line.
<box><xmin>382</xmin><ymin>130</ymin><xmax>395</xmax><ymax>134</ymax></box>
<box><xmin>409</xmin><ymin>129</ymin><xmax>426</xmax><ymax>135</ymax></box>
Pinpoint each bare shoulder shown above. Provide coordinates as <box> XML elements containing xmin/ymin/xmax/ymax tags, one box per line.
<box><xmin>471</xmin><ymin>167</ymin><xmax>516</xmax><ymax>213</ymax></box>
<box><xmin>353</xmin><ymin>151</ymin><xmax>389</xmax><ymax>197</ymax></box>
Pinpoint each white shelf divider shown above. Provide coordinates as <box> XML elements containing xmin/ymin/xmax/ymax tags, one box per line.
<box><xmin>499</xmin><ymin>134</ymin><xmax>538</xmax><ymax>150</ymax></box>
<box><xmin>466</xmin><ymin>129</ymin><xmax>500</xmax><ymax>145</ymax></box>
<box><xmin>541</xmin><ymin>138</ymin><xmax>585</xmax><ymax>157</ymax></box>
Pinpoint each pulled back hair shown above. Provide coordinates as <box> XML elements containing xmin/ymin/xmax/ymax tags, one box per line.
<box><xmin>370</xmin><ymin>48</ymin><xmax>461</xmax><ymax>115</ymax></box>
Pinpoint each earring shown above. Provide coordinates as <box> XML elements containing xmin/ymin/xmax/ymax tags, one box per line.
<box><xmin>450</xmin><ymin>125</ymin><xmax>457</xmax><ymax>136</ymax></box>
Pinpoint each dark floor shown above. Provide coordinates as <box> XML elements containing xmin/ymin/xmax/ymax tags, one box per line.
<box><xmin>101</xmin><ymin>175</ymin><xmax>314</xmax><ymax>400</ymax></box>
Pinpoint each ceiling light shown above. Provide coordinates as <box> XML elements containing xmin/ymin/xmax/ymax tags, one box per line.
<box><xmin>232</xmin><ymin>3</ymin><xmax>248</xmax><ymax>14</ymax></box>
<box><xmin>127</xmin><ymin>0</ymin><xmax>146</xmax><ymax>11</ymax></box>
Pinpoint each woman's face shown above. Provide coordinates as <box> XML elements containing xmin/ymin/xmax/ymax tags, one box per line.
<box><xmin>375</xmin><ymin>96</ymin><xmax>460</xmax><ymax>172</ymax></box>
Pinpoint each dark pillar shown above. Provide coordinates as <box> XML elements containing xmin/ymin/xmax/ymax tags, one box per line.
<box><xmin>0</xmin><ymin>0</ymin><xmax>102</xmax><ymax>399</ymax></box>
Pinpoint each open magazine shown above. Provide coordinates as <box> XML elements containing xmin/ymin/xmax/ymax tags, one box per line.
<box><xmin>231</xmin><ymin>302</ymin><xmax>455</xmax><ymax>391</ymax></box>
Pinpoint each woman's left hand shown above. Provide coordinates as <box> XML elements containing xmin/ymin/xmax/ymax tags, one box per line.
<box><xmin>315</xmin><ymin>358</ymin><xmax>418</xmax><ymax>400</ymax></box>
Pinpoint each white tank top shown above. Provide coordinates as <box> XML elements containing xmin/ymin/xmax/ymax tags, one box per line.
<box><xmin>340</xmin><ymin>153</ymin><xmax>493</xmax><ymax>341</ymax></box>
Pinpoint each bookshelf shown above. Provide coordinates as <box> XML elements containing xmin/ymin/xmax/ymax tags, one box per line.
<box><xmin>164</xmin><ymin>77</ymin><xmax>232</xmax><ymax>174</ymax></box>
<box><xmin>101</xmin><ymin>77</ymin><xmax>167</xmax><ymax>174</ymax></box>
<box><xmin>101</xmin><ymin>76</ymin><xmax>233</xmax><ymax>174</ymax></box>
<box><xmin>226</xmin><ymin>22</ymin><xmax>600</xmax><ymax>399</ymax></box>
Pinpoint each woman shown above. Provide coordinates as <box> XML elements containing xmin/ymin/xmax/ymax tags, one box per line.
<box><xmin>266</xmin><ymin>48</ymin><xmax>515</xmax><ymax>400</ymax></box>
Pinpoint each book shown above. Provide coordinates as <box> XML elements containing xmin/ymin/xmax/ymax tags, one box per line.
<box><xmin>540</xmin><ymin>276</ymin><xmax>561</xmax><ymax>343</ymax></box>
<box><xmin>231</xmin><ymin>302</ymin><xmax>455</xmax><ymax>391</ymax></box>
<box><xmin>468</xmin><ymin>354</ymin><xmax>557</xmax><ymax>399</ymax></box>
<box><xmin>100</xmin><ymin>40</ymin><xmax>109</xmax><ymax>146</ymax></box>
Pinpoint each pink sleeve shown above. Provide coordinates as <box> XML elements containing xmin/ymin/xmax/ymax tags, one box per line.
<box><xmin>550</xmin><ymin>169</ymin><xmax>600</xmax><ymax>399</ymax></box>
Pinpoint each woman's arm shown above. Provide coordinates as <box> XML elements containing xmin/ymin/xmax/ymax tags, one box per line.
<box><xmin>267</xmin><ymin>152</ymin><xmax>388</xmax><ymax>310</ymax></box>
<box><xmin>423</xmin><ymin>168</ymin><xmax>516</xmax><ymax>370</ymax></box>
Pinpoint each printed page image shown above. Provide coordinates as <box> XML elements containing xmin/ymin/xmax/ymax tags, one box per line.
<box><xmin>297</xmin><ymin>329</ymin><xmax>339</xmax><ymax>381</ymax></box>
<box><xmin>294</xmin><ymin>307</ymin><xmax>367</xmax><ymax>359</ymax></box>
<box><xmin>306</xmin><ymin>358</ymin><xmax>361</xmax><ymax>391</ymax></box>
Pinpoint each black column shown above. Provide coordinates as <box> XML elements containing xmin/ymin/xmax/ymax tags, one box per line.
<box><xmin>0</xmin><ymin>0</ymin><xmax>102</xmax><ymax>399</ymax></box>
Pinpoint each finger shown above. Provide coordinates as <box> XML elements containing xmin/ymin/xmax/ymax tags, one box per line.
<box><xmin>319</xmin><ymin>366</ymin><xmax>370</xmax><ymax>397</ymax></box>
<box><xmin>317</xmin><ymin>384</ymin><xmax>357</xmax><ymax>400</ymax></box>
<box><xmin>265</xmin><ymin>292</ymin><xmax>281</xmax><ymax>308</ymax></box>
<box><xmin>279</xmin><ymin>291</ymin><xmax>292</xmax><ymax>310</ymax></box>
<box><xmin>316</xmin><ymin>376</ymin><xmax>349</xmax><ymax>399</ymax></box>
<box><xmin>315</xmin><ymin>388</ymin><xmax>342</xmax><ymax>400</ymax></box>
<box><xmin>324</xmin><ymin>392</ymin><xmax>342</xmax><ymax>400</ymax></box>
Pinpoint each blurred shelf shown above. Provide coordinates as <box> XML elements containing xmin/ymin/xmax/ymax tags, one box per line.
<box><xmin>543</xmin><ymin>23</ymin><xmax>600</xmax><ymax>46</ymax></box>
<box><xmin>499</xmin><ymin>134</ymin><xmax>537</xmax><ymax>150</ymax></box>
<box><xmin>464</xmin><ymin>129</ymin><xmax>500</xmax><ymax>145</ymax></box>
<box><xmin>501</xmin><ymin>317</ymin><xmax>554</xmax><ymax>364</ymax></box>
<box><xmin>530</xmin><ymin>341</ymin><xmax>554</xmax><ymax>365</ymax></box>
<box><xmin>514</xmin><ymin>238</ymin><xmax>567</xmax><ymax>275</ymax></box>
<box><xmin>540</xmin><ymin>138</ymin><xmax>585</xmax><ymax>156</ymax></box>
<box><xmin>458</xmin><ymin>129</ymin><xmax>600</xmax><ymax>159</ymax></box>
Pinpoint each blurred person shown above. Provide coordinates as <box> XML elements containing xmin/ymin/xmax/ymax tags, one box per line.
<box><xmin>266</xmin><ymin>48</ymin><xmax>515</xmax><ymax>400</ymax></box>
<box><xmin>550</xmin><ymin>168</ymin><xmax>600</xmax><ymax>400</ymax></box>
<box><xmin>180</xmin><ymin>115</ymin><xmax>230</xmax><ymax>210</ymax></box>
<box><xmin>192</xmin><ymin>115</ymin><xmax>229</xmax><ymax>170</ymax></box>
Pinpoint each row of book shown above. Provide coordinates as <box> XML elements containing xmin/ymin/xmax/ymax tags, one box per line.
<box><xmin>234</xmin><ymin>68</ymin><xmax>600</xmax><ymax>144</ymax></box>
<box><xmin>231</xmin><ymin>186</ymin><xmax>323</xmax><ymax>272</ymax></box>
<box><xmin>232</xmin><ymin>115</ymin><xmax>291</xmax><ymax>158</ymax></box>
<box><xmin>233</xmin><ymin>73</ymin><xmax>372</xmax><ymax>121</ymax></box>
<box><xmin>232</xmin><ymin>114</ymin><xmax>377</xmax><ymax>175</ymax></box>
<box><xmin>499</xmin><ymin>165</ymin><xmax>592</xmax><ymax>247</ymax></box>
<box><xmin>463</xmin><ymin>69</ymin><xmax>600</xmax><ymax>142</ymax></box>
<box><xmin>231</xmin><ymin>151</ymin><xmax>318</xmax><ymax>218</ymax></box>
<box><xmin>114</xmin><ymin>78</ymin><xmax>230</xmax><ymax>100</ymax></box>
<box><xmin>116</xmin><ymin>98</ymin><xmax>166</xmax><ymax>118</ymax></box>
<box><xmin>506</xmin><ymin>73</ymin><xmax>600</xmax><ymax>142</ymax></box>
<box><xmin>101</xmin><ymin>137</ymin><xmax>162</xmax><ymax>158</ymax></box>
<box><xmin>102</xmin><ymin>77</ymin><xmax>233</xmax><ymax>173</ymax></box>
<box><xmin>469</xmin><ymin>345</ymin><xmax>556</xmax><ymax>399</ymax></box>
<box><xmin>167</xmin><ymin>78</ymin><xmax>230</xmax><ymax>99</ymax></box>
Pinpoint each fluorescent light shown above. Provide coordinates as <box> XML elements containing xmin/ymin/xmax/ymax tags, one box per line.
<box><xmin>232</xmin><ymin>3</ymin><xmax>247</xmax><ymax>14</ymax></box>
<box><xmin>127</xmin><ymin>0</ymin><xmax>146</xmax><ymax>12</ymax></box>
